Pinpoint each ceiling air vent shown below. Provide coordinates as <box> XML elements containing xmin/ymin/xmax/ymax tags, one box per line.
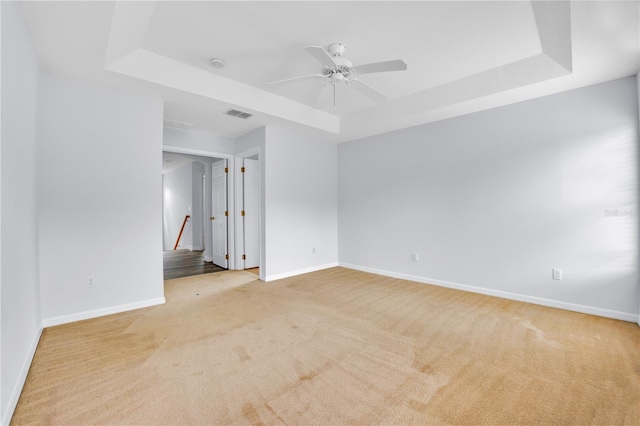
<box><xmin>225</xmin><ymin>109</ymin><xmax>253</xmax><ymax>119</ymax></box>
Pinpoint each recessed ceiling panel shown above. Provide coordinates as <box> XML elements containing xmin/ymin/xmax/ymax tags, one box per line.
<box><xmin>142</xmin><ymin>1</ymin><xmax>542</xmax><ymax>115</ymax></box>
<box><xmin>20</xmin><ymin>1</ymin><xmax>639</xmax><ymax>142</ymax></box>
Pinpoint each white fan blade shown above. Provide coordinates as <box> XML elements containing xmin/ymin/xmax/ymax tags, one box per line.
<box><xmin>304</xmin><ymin>46</ymin><xmax>338</xmax><ymax>68</ymax></box>
<box><xmin>350</xmin><ymin>78</ymin><xmax>388</xmax><ymax>103</ymax></box>
<box><xmin>268</xmin><ymin>74</ymin><xmax>325</xmax><ymax>85</ymax></box>
<box><xmin>353</xmin><ymin>59</ymin><xmax>407</xmax><ymax>75</ymax></box>
<box><xmin>314</xmin><ymin>82</ymin><xmax>333</xmax><ymax>108</ymax></box>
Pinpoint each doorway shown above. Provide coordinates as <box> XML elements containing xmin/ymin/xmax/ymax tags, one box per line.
<box><xmin>162</xmin><ymin>149</ymin><xmax>232</xmax><ymax>279</ymax></box>
<box><xmin>236</xmin><ymin>148</ymin><xmax>262</xmax><ymax>278</ymax></box>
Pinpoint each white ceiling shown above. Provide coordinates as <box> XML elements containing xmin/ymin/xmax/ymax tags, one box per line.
<box><xmin>22</xmin><ymin>1</ymin><xmax>640</xmax><ymax>142</ymax></box>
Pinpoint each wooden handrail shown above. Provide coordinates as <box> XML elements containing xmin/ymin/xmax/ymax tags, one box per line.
<box><xmin>174</xmin><ymin>215</ymin><xmax>190</xmax><ymax>250</ymax></box>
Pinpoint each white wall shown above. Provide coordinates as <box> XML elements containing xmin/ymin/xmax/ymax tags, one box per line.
<box><xmin>191</xmin><ymin>161</ymin><xmax>205</xmax><ymax>251</ymax></box>
<box><xmin>37</xmin><ymin>73</ymin><xmax>165</xmax><ymax>325</ymax></box>
<box><xmin>263</xmin><ymin>126</ymin><xmax>338</xmax><ymax>280</ymax></box>
<box><xmin>0</xmin><ymin>2</ymin><xmax>42</xmax><ymax>423</ymax></box>
<box><xmin>235</xmin><ymin>127</ymin><xmax>265</xmax><ymax>155</ymax></box>
<box><xmin>339</xmin><ymin>76</ymin><xmax>639</xmax><ymax>321</ymax></box>
<box><xmin>163</xmin><ymin>127</ymin><xmax>234</xmax><ymax>154</ymax></box>
<box><xmin>162</xmin><ymin>162</ymin><xmax>193</xmax><ymax>250</ymax></box>
<box><xmin>234</xmin><ymin>125</ymin><xmax>339</xmax><ymax>281</ymax></box>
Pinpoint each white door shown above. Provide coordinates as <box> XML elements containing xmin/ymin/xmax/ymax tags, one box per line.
<box><xmin>243</xmin><ymin>159</ymin><xmax>260</xmax><ymax>269</ymax></box>
<box><xmin>211</xmin><ymin>159</ymin><xmax>228</xmax><ymax>268</ymax></box>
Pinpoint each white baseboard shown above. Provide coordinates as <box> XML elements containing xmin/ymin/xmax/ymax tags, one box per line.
<box><xmin>339</xmin><ymin>263</ymin><xmax>639</xmax><ymax>323</ymax></box>
<box><xmin>42</xmin><ymin>297</ymin><xmax>166</xmax><ymax>328</ymax></box>
<box><xmin>264</xmin><ymin>262</ymin><xmax>339</xmax><ymax>282</ymax></box>
<box><xmin>2</xmin><ymin>325</ymin><xmax>42</xmax><ymax>426</ymax></box>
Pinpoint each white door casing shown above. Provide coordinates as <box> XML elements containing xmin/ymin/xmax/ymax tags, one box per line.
<box><xmin>211</xmin><ymin>159</ymin><xmax>228</xmax><ymax>268</ymax></box>
<box><xmin>243</xmin><ymin>158</ymin><xmax>260</xmax><ymax>269</ymax></box>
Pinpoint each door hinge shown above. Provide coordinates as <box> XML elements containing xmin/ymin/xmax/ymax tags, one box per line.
<box><xmin>241</xmin><ymin>210</ymin><xmax>245</xmax><ymax>216</ymax></box>
<box><xmin>242</xmin><ymin>254</ymin><xmax>246</xmax><ymax>260</ymax></box>
<box><xmin>225</xmin><ymin>211</ymin><xmax>228</xmax><ymax>216</ymax></box>
<box><xmin>225</xmin><ymin>254</ymin><xmax>229</xmax><ymax>260</ymax></box>
<box><xmin>224</xmin><ymin>167</ymin><xmax>228</xmax><ymax>173</ymax></box>
<box><xmin>241</xmin><ymin>167</ymin><xmax>245</xmax><ymax>173</ymax></box>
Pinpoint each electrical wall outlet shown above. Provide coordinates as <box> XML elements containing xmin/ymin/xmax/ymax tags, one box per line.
<box><xmin>412</xmin><ymin>253</ymin><xmax>419</xmax><ymax>262</ymax></box>
<box><xmin>552</xmin><ymin>268</ymin><xmax>562</xmax><ymax>280</ymax></box>
<box><xmin>312</xmin><ymin>247</ymin><xmax>316</xmax><ymax>254</ymax></box>
<box><xmin>87</xmin><ymin>275</ymin><xmax>96</xmax><ymax>288</ymax></box>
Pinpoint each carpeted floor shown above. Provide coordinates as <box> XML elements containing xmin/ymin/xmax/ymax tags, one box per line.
<box><xmin>11</xmin><ymin>267</ymin><xmax>640</xmax><ymax>425</ymax></box>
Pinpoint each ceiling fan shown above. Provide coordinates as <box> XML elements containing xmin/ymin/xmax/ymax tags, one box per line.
<box><xmin>268</xmin><ymin>43</ymin><xmax>407</xmax><ymax>108</ymax></box>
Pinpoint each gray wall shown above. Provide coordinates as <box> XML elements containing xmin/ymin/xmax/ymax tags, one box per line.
<box><xmin>232</xmin><ymin>126</ymin><xmax>339</xmax><ymax>280</ymax></box>
<box><xmin>338</xmin><ymin>77</ymin><xmax>639</xmax><ymax>320</ymax></box>
<box><xmin>37</xmin><ymin>73</ymin><xmax>165</xmax><ymax>324</ymax></box>
<box><xmin>162</xmin><ymin>162</ymin><xmax>193</xmax><ymax>250</ymax></box>
<box><xmin>161</xmin><ymin>160</ymin><xmax>206</xmax><ymax>251</ymax></box>
<box><xmin>264</xmin><ymin>126</ymin><xmax>339</xmax><ymax>280</ymax></box>
<box><xmin>1</xmin><ymin>2</ymin><xmax>42</xmax><ymax>422</ymax></box>
<box><xmin>191</xmin><ymin>161</ymin><xmax>205</xmax><ymax>251</ymax></box>
<box><xmin>163</xmin><ymin>127</ymin><xmax>234</xmax><ymax>154</ymax></box>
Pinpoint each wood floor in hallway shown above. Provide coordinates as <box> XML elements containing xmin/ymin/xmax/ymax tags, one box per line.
<box><xmin>163</xmin><ymin>249</ymin><xmax>225</xmax><ymax>280</ymax></box>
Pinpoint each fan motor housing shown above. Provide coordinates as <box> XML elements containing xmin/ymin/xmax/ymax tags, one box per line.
<box><xmin>328</xmin><ymin>43</ymin><xmax>347</xmax><ymax>57</ymax></box>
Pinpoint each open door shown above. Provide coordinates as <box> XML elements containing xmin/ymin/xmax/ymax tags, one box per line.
<box><xmin>211</xmin><ymin>159</ymin><xmax>228</xmax><ymax>268</ymax></box>
<box><xmin>243</xmin><ymin>158</ymin><xmax>260</xmax><ymax>269</ymax></box>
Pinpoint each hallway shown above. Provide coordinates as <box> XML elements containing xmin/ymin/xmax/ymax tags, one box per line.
<box><xmin>163</xmin><ymin>250</ymin><xmax>225</xmax><ymax>280</ymax></box>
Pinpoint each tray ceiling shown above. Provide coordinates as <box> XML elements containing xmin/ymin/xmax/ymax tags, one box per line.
<box><xmin>22</xmin><ymin>1</ymin><xmax>640</xmax><ymax>142</ymax></box>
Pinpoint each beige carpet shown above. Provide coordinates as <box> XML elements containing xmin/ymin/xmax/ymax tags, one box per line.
<box><xmin>11</xmin><ymin>267</ymin><xmax>640</xmax><ymax>425</ymax></box>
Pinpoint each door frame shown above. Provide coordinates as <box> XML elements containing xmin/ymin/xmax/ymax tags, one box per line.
<box><xmin>236</xmin><ymin>147</ymin><xmax>264</xmax><ymax>280</ymax></box>
<box><xmin>163</xmin><ymin>145</ymin><xmax>237</xmax><ymax>270</ymax></box>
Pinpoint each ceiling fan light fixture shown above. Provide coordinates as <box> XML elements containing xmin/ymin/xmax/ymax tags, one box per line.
<box><xmin>330</xmin><ymin>73</ymin><xmax>347</xmax><ymax>83</ymax></box>
<box><xmin>210</xmin><ymin>58</ymin><xmax>225</xmax><ymax>68</ymax></box>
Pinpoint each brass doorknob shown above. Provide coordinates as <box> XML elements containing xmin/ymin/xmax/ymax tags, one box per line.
<box><xmin>210</xmin><ymin>216</ymin><xmax>215</xmax><ymax>221</ymax></box>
